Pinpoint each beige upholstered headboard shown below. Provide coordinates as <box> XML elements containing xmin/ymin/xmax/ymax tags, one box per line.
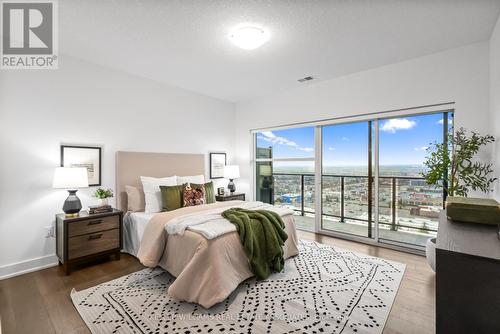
<box><xmin>115</xmin><ymin>151</ymin><xmax>205</xmax><ymax>211</ymax></box>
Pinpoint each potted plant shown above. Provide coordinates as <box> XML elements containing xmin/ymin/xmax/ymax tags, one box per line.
<box><xmin>421</xmin><ymin>127</ymin><xmax>496</xmax><ymax>197</ymax></box>
<box><xmin>93</xmin><ymin>188</ymin><xmax>114</xmax><ymax>206</ymax></box>
<box><xmin>421</xmin><ymin>127</ymin><xmax>496</xmax><ymax>271</ymax></box>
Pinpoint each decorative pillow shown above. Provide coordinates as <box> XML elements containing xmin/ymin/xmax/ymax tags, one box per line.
<box><xmin>160</xmin><ymin>185</ymin><xmax>184</xmax><ymax>211</ymax></box>
<box><xmin>125</xmin><ymin>185</ymin><xmax>145</xmax><ymax>212</ymax></box>
<box><xmin>190</xmin><ymin>181</ymin><xmax>215</xmax><ymax>204</ymax></box>
<box><xmin>177</xmin><ymin>175</ymin><xmax>205</xmax><ymax>185</ymax></box>
<box><xmin>140</xmin><ymin>175</ymin><xmax>178</xmax><ymax>213</ymax></box>
<box><xmin>183</xmin><ymin>184</ymin><xmax>205</xmax><ymax>207</ymax></box>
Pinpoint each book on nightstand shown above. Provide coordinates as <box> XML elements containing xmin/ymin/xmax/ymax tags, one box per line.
<box><xmin>88</xmin><ymin>204</ymin><xmax>113</xmax><ymax>214</ymax></box>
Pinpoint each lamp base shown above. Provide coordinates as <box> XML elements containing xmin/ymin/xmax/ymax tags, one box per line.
<box><xmin>228</xmin><ymin>179</ymin><xmax>236</xmax><ymax>193</ymax></box>
<box><xmin>63</xmin><ymin>189</ymin><xmax>82</xmax><ymax>216</ymax></box>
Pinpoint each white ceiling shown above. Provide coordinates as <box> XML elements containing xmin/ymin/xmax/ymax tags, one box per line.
<box><xmin>61</xmin><ymin>0</ymin><xmax>500</xmax><ymax>103</ymax></box>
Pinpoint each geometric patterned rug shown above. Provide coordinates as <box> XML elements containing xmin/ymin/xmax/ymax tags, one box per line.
<box><xmin>71</xmin><ymin>240</ymin><xmax>405</xmax><ymax>334</ymax></box>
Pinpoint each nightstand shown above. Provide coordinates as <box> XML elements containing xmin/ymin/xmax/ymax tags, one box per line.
<box><xmin>216</xmin><ymin>192</ymin><xmax>245</xmax><ymax>202</ymax></box>
<box><xmin>56</xmin><ymin>209</ymin><xmax>123</xmax><ymax>275</ymax></box>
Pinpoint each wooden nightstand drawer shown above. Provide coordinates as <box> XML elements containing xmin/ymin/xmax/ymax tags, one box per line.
<box><xmin>56</xmin><ymin>209</ymin><xmax>123</xmax><ymax>274</ymax></box>
<box><xmin>68</xmin><ymin>214</ymin><xmax>119</xmax><ymax>237</ymax></box>
<box><xmin>68</xmin><ymin>229</ymin><xmax>120</xmax><ymax>260</ymax></box>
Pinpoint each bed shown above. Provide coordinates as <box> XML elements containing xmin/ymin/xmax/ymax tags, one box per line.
<box><xmin>123</xmin><ymin>211</ymin><xmax>154</xmax><ymax>256</ymax></box>
<box><xmin>116</xmin><ymin>151</ymin><xmax>299</xmax><ymax>308</ymax></box>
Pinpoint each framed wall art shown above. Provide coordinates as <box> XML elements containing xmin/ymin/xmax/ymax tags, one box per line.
<box><xmin>209</xmin><ymin>152</ymin><xmax>226</xmax><ymax>179</ymax></box>
<box><xmin>60</xmin><ymin>145</ymin><xmax>102</xmax><ymax>186</ymax></box>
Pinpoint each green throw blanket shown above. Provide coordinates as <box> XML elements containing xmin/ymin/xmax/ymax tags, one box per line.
<box><xmin>221</xmin><ymin>208</ymin><xmax>288</xmax><ymax>280</ymax></box>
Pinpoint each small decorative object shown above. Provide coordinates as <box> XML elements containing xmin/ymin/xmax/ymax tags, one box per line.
<box><xmin>217</xmin><ymin>187</ymin><xmax>225</xmax><ymax>196</ymax></box>
<box><xmin>88</xmin><ymin>204</ymin><xmax>113</xmax><ymax>214</ymax></box>
<box><xmin>425</xmin><ymin>237</ymin><xmax>436</xmax><ymax>272</ymax></box>
<box><xmin>61</xmin><ymin>145</ymin><xmax>102</xmax><ymax>186</ymax></box>
<box><xmin>53</xmin><ymin>167</ymin><xmax>89</xmax><ymax>217</ymax></box>
<box><xmin>224</xmin><ymin>165</ymin><xmax>240</xmax><ymax>193</ymax></box>
<box><xmin>422</xmin><ymin>127</ymin><xmax>496</xmax><ymax>197</ymax></box>
<box><xmin>93</xmin><ymin>188</ymin><xmax>114</xmax><ymax>206</ymax></box>
<box><xmin>446</xmin><ymin>197</ymin><xmax>500</xmax><ymax>225</ymax></box>
<box><xmin>209</xmin><ymin>153</ymin><xmax>226</xmax><ymax>179</ymax></box>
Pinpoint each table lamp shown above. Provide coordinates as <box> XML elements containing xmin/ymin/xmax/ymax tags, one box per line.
<box><xmin>53</xmin><ymin>167</ymin><xmax>89</xmax><ymax>217</ymax></box>
<box><xmin>224</xmin><ymin>165</ymin><xmax>240</xmax><ymax>193</ymax></box>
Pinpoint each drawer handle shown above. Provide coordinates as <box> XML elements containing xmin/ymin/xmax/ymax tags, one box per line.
<box><xmin>88</xmin><ymin>233</ymin><xmax>103</xmax><ymax>240</ymax></box>
<box><xmin>87</xmin><ymin>220</ymin><xmax>102</xmax><ymax>226</ymax></box>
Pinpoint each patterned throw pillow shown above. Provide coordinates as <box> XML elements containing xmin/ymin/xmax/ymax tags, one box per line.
<box><xmin>183</xmin><ymin>184</ymin><xmax>205</xmax><ymax>207</ymax></box>
<box><xmin>190</xmin><ymin>181</ymin><xmax>215</xmax><ymax>204</ymax></box>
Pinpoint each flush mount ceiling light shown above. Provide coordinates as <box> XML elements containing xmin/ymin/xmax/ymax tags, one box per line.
<box><xmin>228</xmin><ymin>25</ymin><xmax>270</xmax><ymax>50</ymax></box>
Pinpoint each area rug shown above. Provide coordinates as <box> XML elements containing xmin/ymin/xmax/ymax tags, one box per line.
<box><xmin>71</xmin><ymin>240</ymin><xmax>405</xmax><ymax>334</ymax></box>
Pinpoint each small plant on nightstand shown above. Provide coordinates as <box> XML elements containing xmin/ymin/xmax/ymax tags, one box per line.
<box><xmin>93</xmin><ymin>188</ymin><xmax>114</xmax><ymax>206</ymax></box>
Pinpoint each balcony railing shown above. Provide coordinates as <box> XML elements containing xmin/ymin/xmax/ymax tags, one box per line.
<box><xmin>272</xmin><ymin>173</ymin><xmax>442</xmax><ymax>234</ymax></box>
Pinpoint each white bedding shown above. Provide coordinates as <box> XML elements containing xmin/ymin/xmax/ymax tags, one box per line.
<box><xmin>166</xmin><ymin>201</ymin><xmax>294</xmax><ymax>239</ymax></box>
<box><xmin>123</xmin><ymin>211</ymin><xmax>155</xmax><ymax>256</ymax></box>
<box><xmin>124</xmin><ymin>201</ymin><xmax>294</xmax><ymax>255</ymax></box>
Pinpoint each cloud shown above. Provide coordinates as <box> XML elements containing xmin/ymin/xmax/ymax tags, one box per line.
<box><xmin>299</xmin><ymin>147</ymin><xmax>314</xmax><ymax>152</ymax></box>
<box><xmin>380</xmin><ymin>118</ymin><xmax>416</xmax><ymax>133</ymax></box>
<box><xmin>328</xmin><ymin>146</ymin><xmax>336</xmax><ymax>151</ymax></box>
<box><xmin>414</xmin><ymin>146</ymin><xmax>428</xmax><ymax>152</ymax></box>
<box><xmin>341</xmin><ymin>137</ymin><xmax>349</xmax><ymax>141</ymax></box>
<box><xmin>261</xmin><ymin>131</ymin><xmax>276</xmax><ymax>138</ymax></box>
<box><xmin>259</xmin><ymin>131</ymin><xmax>312</xmax><ymax>153</ymax></box>
<box><xmin>260</xmin><ymin>131</ymin><xmax>297</xmax><ymax>147</ymax></box>
<box><xmin>436</xmin><ymin>119</ymin><xmax>444</xmax><ymax>125</ymax></box>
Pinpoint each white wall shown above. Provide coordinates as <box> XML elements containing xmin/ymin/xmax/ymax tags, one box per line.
<box><xmin>234</xmin><ymin>42</ymin><xmax>491</xmax><ymax>199</ymax></box>
<box><xmin>0</xmin><ymin>56</ymin><xmax>235</xmax><ymax>278</ymax></box>
<box><xmin>490</xmin><ymin>16</ymin><xmax>500</xmax><ymax>201</ymax></box>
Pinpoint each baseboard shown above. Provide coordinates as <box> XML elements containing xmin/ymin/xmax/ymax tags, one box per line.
<box><xmin>0</xmin><ymin>254</ymin><xmax>59</xmax><ymax>280</ymax></box>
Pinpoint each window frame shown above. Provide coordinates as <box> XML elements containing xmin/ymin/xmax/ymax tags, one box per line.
<box><xmin>251</xmin><ymin>103</ymin><xmax>454</xmax><ymax>251</ymax></box>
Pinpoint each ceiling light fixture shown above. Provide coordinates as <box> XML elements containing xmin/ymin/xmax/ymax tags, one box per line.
<box><xmin>229</xmin><ymin>25</ymin><xmax>270</xmax><ymax>50</ymax></box>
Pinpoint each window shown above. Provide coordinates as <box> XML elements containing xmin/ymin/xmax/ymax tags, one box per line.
<box><xmin>253</xmin><ymin>107</ymin><xmax>454</xmax><ymax>249</ymax></box>
<box><xmin>255</xmin><ymin>127</ymin><xmax>315</xmax><ymax>231</ymax></box>
<box><xmin>377</xmin><ymin>112</ymin><xmax>452</xmax><ymax>246</ymax></box>
<box><xmin>321</xmin><ymin>121</ymin><xmax>373</xmax><ymax>238</ymax></box>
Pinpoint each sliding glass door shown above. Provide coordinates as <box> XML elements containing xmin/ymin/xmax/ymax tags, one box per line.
<box><xmin>321</xmin><ymin>121</ymin><xmax>374</xmax><ymax>238</ymax></box>
<box><xmin>254</xmin><ymin>109</ymin><xmax>453</xmax><ymax>249</ymax></box>
<box><xmin>377</xmin><ymin>112</ymin><xmax>452</xmax><ymax>246</ymax></box>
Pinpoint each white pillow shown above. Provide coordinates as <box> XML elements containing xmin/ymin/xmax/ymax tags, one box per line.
<box><xmin>177</xmin><ymin>175</ymin><xmax>205</xmax><ymax>185</ymax></box>
<box><xmin>140</xmin><ymin>176</ymin><xmax>178</xmax><ymax>213</ymax></box>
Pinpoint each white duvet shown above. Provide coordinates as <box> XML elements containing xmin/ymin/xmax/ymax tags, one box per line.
<box><xmin>165</xmin><ymin>201</ymin><xmax>294</xmax><ymax>239</ymax></box>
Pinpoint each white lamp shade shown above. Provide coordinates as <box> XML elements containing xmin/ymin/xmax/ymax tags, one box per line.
<box><xmin>52</xmin><ymin>167</ymin><xmax>89</xmax><ymax>189</ymax></box>
<box><xmin>224</xmin><ymin>165</ymin><xmax>240</xmax><ymax>179</ymax></box>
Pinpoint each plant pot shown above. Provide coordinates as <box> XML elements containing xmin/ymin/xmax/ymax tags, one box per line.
<box><xmin>96</xmin><ymin>198</ymin><xmax>108</xmax><ymax>206</ymax></box>
<box><xmin>426</xmin><ymin>237</ymin><xmax>436</xmax><ymax>272</ymax></box>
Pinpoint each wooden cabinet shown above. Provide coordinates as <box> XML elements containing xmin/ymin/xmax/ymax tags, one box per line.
<box><xmin>436</xmin><ymin>212</ymin><xmax>500</xmax><ymax>333</ymax></box>
<box><xmin>56</xmin><ymin>209</ymin><xmax>123</xmax><ymax>275</ymax></box>
<box><xmin>215</xmin><ymin>192</ymin><xmax>245</xmax><ymax>202</ymax></box>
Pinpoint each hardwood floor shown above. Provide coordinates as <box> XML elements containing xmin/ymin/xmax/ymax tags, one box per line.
<box><xmin>0</xmin><ymin>232</ymin><xmax>435</xmax><ymax>334</ymax></box>
<box><xmin>0</xmin><ymin>255</ymin><xmax>144</xmax><ymax>334</ymax></box>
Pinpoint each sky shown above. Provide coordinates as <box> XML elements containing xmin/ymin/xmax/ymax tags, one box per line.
<box><xmin>256</xmin><ymin>112</ymin><xmax>452</xmax><ymax>166</ymax></box>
